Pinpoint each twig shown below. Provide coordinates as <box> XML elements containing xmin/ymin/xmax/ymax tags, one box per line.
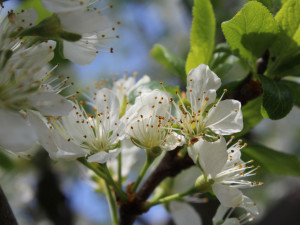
<box><xmin>118</xmin><ymin>146</ymin><xmax>194</xmax><ymax>225</ymax></box>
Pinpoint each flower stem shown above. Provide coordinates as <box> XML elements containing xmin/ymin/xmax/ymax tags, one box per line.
<box><xmin>105</xmin><ymin>181</ymin><xmax>119</xmax><ymax>225</ymax></box>
<box><xmin>118</xmin><ymin>153</ymin><xmax>122</xmax><ymax>187</ymax></box>
<box><xmin>77</xmin><ymin>157</ymin><xmax>109</xmax><ymax>183</ymax></box>
<box><xmin>131</xmin><ymin>150</ymin><xmax>156</xmax><ymax>193</ymax></box>
<box><xmin>144</xmin><ymin>186</ymin><xmax>197</xmax><ymax>208</ymax></box>
<box><xmin>78</xmin><ymin>158</ymin><xmax>127</xmax><ymax>202</ymax></box>
<box><xmin>100</xmin><ymin>163</ymin><xmax>128</xmax><ymax>202</ymax></box>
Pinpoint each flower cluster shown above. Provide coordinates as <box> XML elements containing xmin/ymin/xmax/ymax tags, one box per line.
<box><xmin>0</xmin><ymin>1</ymin><xmax>262</xmax><ymax>225</ymax></box>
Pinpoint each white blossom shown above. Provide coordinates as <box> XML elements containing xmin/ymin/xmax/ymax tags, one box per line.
<box><xmin>173</xmin><ymin>64</ymin><xmax>243</xmax><ymax>141</ymax></box>
<box><xmin>27</xmin><ymin>110</ymin><xmax>87</xmax><ymax>160</ymax></box>
<box><xmin>123</xmin><ymin>89</ymin><xmax>184</xmax><ymax>151</ymax></box>
<box><xmin>0</xmin><ymin>39</ymin><xmax>72</xmax><ymax>152</ymax></box>
<box><xmin>0</xmin><ymin>8</ymin><xmax>37</xmax><ymax>53</ymax></box>
<box><xmin>29</xmin><ymin>88</ymin><xmax>125</xmax><ymax>162</ymax></box>
<box><xmin>41</xmin><ymin>0</ymin><xmax>115</xmax><ymax>65</ymax></box>
<box><xmin>112</xmin><ymin>74</ymin><xmax>151</xmax><ymax>106</ymax></box>
<box><xmin>188</xmin><ymin>137</ymin><xmax>261</xmax><ymax>210</ymax></box>
<box><xmin>213</xmin><ymin>204</ymin><xmax>258</xmax><ymax>225</ymax></box>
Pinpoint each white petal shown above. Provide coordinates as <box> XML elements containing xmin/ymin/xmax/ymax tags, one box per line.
<box><xmin>0</xmin><ymin>110</ymin><xmax>37</xmax><ymax>152</ymax></box>
<box><xmin>53</xmin><ymin>129</ymin><xmax>87</xmax><ymax>157</ymax></box>
<box><xmin>63</xmin><ymin>40</ymin><xmax>96</xmax><ymax>65</ymax></box>
<box><xmin>188</xmin><ymin>137</ymin><xmax>227</xmax><ymax>178</ymax></box>
<box><xmin>170</xmin><ymin>201</ymin><xmax>202</xmax><ymax>225</ymax></box>
<box><xmin>113</xmin><ymin>77</ymin><xmax>136</xmax><ymax>105</ymax></box>
<box><xmin>206</xmin><ymin>100</ymin><xmax>243</xmax><ymax>135</ymax></box>
<box><xmin>110</xmin><ymin>120</ymin><xmax>125</xmax><ymax>143</ymax></box>
<box><xmin>61</xmin><ymin>104</ymin><xmax>92</xmax><ymax>143</ymax></box>
<box><xmin>41</xmin><ymin>0</ymin><xmax>90</xmax><ymax>13</ymax></box>
<box><xmin>28</xmin><ymin>91</ymin><xmax>72</xmax><ymax>116</ymax></box>
<box><xmin>213</xmin><ymin>205</ymin><xmax>231</xmax><ymax>225</ymax></box>
<box><xmin>222</xmin><ymin>218</ymin><xmax>241</xmax><ymax>225</ymax></box>
<box><xmin>124</xmin><ymin>89</ymin><xmax>170</xmax><ymax>123</ymax></box>
<box><xmin>240</xmin><ymin>195</ymin><xmax>259</xmax><ymax>215</ymax></box>
<box><xmin>127</xmin><ymin>75</ymin><xmax>151</xmax><ymax>94</ymax></box>
<box><xmin>9</xmin><ymin>41</ymin><xmax>56</xmax><ymax>72</ymax></box>
<box><xmin>14</xmin><ymin>8</ymin><xmax>38</xmax><ymax>28</ymax></box>
<box><xmin>88</xmin><ymin>148</ymin><xmax>121</xmax><ymax>164</ymax></box>
<box><xmin>96</xmin><ymin>88</ymin><xmax>120</xmax><ymax>123</ymax></box>
<box><xmin>49</xmin><ymin>149</ymin><xmax>83</xmax><ymax>160</ymax></box>
<box><xmin>187</xmin><ymin>64</ymin><xmax>221</xmax><ymax>111</ymax></box>
<box><xmin>212</xmin><ymin>183</ymin><xmax>243</xmax><ymax>208</ymax></box>
<box><xmin>58</xmin><ymin>10</ymin><xmax>110</xmax><ymax>34</ymax></box>
<box><xmin>27</xmin><ymin>110</ymin><xmax>58</xmax><ymax>155</ymax></box>
<box><xmin>173</xmin><ymin>166</ymin><xmax>200</xmax><ymax>193</ymax></box>
<box><xmin>28</xmin><ymin>111</ymin><xmax>83</xmax><ymax>160</ymax></box>
<box><xmin>160</xmin><ymin>132</ymin><xmax>185</xmax><ymax>151</ymax></box>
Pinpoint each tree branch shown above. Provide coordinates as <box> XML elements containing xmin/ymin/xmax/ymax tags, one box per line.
<box><xmin>119</xmin><ymin>146</ymin><xmax>194</xmax><ymax>225</ymax></box>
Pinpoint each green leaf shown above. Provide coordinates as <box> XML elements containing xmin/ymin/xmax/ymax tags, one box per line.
<box><xmin>258</xmin><ymin>74</ymin><xmax>295</xmax><ymax>119</ymax></box>
<box><xmin>222</xmin><ymin>1</ymin><xmax>279</xmax><ymax>69</ymax></box>
<box><xmin>242</xmin><ymin>143</ymin><xmax>300</xmax><ymax>176</ymax></box>
<box><xmin>275</xmin><ymin>0</ymin><xmax>300</xmax><ymax>38</ymax></box>
<box><xmin>280</xmin><ymin>80</ymin><xmax>300</xmax><ymax>107</ymax></box>
<box><xmin>211</xmin><ymin>43</ymin><xmax>237</xmax><ymax>78</ymax></box>
<box><xmin>235</xmin><ymin>97</ymin><xmax>263</xmax><ymax>137</ymax></box>
<box><xmin>150</xmin><ymin>44</ymin><xmax>186</xmax><ymax>83</ymax></box>
<box><xmin>185</xmin><ymin>0</ymin><xmax>216</xmax><ymax>74</ymax></box>
<box><xmin>127</xmin><ymin>81</ymin><xmax>179</xmax><ymax>104</ymax></box>
<box><xmin>268</xmin><ymin>0</ymin><xmax>300</xmax><ymax>77</ymax></box>
<box><xmin>246</xmin><ymin>0</ymin><xmax>276</xmax><ymax>13</ymax></box>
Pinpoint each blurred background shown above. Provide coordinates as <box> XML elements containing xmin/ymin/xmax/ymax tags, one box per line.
<box><xmin>1</xmin><ymin>0</ymin><xmax>300</xmax><ymax>224</ymax></box>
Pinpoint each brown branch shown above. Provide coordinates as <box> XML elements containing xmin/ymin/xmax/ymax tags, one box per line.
<box><xmin>0</xmin><ymin>186</ymin><xmax>18</xmax><ymax>225</ymax></box>
<box><xmin>119</xmin><ymin>146</ymin><xmax>194</xmax><ymax>225</ymax></box>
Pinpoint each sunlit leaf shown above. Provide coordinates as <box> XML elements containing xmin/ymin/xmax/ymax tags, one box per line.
<box><xmin>268</xmin><ymin>0</ymin><xmax>300</xmax><ymax>78</ymax></box>
<box><xmin>222</xmin><ymin>1</ymin><xmax>279</xmax><ymax>69</ymax></box>
<box><xmin>151</xmin><ymin>44</ymin><xmax>186</xmax><ymax>84</ymax></box>
<box><xmin>185</xmin><ymin>0</ymin><xmax>215</xmax><ymax>74</ymax></box>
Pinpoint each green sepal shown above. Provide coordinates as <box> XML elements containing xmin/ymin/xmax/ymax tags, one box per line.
<box><xmin>17</xmin><ymin>14</ymin><xmax>62</xmax><ymax>39</ymax></box>
<box><xmin>202</xmin><ymin>127</ymin><xmax>219</xmax><ymax>142</ymax></box>
<box><xmin>16</xmin><ymin>14</ymin><xmax>82</xmax><ymax>42</ymax></box>
<box><xmin>147</xmin><ymin>146</ymin><xmax>162</xmax><ymax>158</ymax></box>
<box><xmin>59</xmin><ymin>31</ymin><xmax>81</xmax><ymax>42</ymax></box>
<box><xmin>194</xmin><ymin>175</ymin><xmax>212</xmax><ymax>193</ymax></box>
